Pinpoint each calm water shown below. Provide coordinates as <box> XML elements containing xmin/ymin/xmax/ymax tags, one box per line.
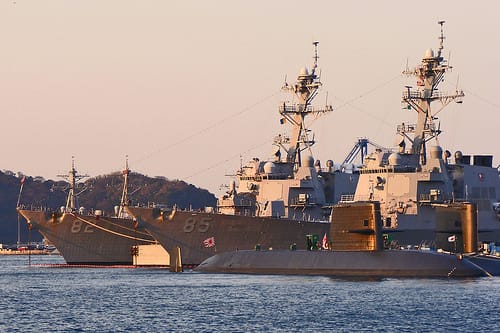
<box><xmin>1</xmin><ymin>255</ymin><xmax>499</xmax><ymax>333</ymax></box>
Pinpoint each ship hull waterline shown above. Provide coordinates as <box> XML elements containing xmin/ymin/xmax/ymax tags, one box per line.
<box><xmin>127</xmin><ymin>207</ymin><xmax>331</xmax><ymax>267</ymax></box>
<box><xmin>195</xmin><ymin>249</ymin><xmax>489</xmax><ymax>278</ymax></box>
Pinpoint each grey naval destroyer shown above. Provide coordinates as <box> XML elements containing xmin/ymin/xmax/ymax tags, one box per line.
<box><xmin>127</xmin><ymin>43</ymin><xmax>359</xmax><ymax>267</ymax></box>
<box><xmin>17</xmin><ymin>159</ymin><xmax>158</xmax><ymax>265</ymax></box>
<box><xmin>133</xmin><ymin>22</ymin><xmax>500</xmax><ymax>270</ymax></box>
<box><xmin>348</xmin><ymin>21</ymin><xmax>500</xmax><ymax>250</ymax></box>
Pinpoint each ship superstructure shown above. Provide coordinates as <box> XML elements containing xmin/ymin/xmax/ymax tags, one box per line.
<box><xmin>218</xmin><ymin>42</ymin><xmax>356</xmax><ymax>221</ymax></box>
<box><xmin>127</xmin><ymin>43</ymin><xmax>359</xmax><ymax>266</ymax></box>
<box><xmin>352</xmin><ymin>22</ymin><xmax>500</xmax><ymax>245</ymax></box>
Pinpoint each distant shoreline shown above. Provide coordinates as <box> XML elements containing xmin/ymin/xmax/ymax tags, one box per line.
<box><xmin>0</xmin><ymin>249</ymin><xmax>55</xmax><ymax>255</ymax></box>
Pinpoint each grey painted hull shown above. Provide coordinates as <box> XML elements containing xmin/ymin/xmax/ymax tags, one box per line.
<box><xmin>127</xmin><ymin>207</ymin><xmax>330</xmax><ymax>266</ymax></box>
<box><xmin>18</xmin><ymin>209</ymin><xmax>156</xmax><ymax>265</ymax></box>
<box><xmin>466</xmin><ymin>255</ymin><xmax>500</xmax><ymax>276</ymax></box>
<box><xmin>195</xmin><ymin>250</ymin><xmax>489</xmax><ymax>278</ymax></box>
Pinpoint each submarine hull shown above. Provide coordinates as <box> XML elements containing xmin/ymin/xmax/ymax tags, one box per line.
<box><xmin>195</xmin><ymin>250</ymin><xmax>488</xmax><ymax>278</ymax></box>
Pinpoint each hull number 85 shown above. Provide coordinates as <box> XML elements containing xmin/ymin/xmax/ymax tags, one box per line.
<box><xmin>183</xmin><ymin>217</ymin><xmax>211</xmax><ymax>233</ymax></box>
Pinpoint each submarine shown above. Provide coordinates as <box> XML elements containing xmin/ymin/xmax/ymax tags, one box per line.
<box><xmin>195</xmin><ymin>202</ymin><xmax>498</xmax><ymax>278</ymax></box>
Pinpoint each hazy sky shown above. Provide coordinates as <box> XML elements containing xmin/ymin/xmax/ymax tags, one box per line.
<box><xmin>1</xmin><ymin>1</ymin><xmax>499</xmax><ymax>195</ymax></box>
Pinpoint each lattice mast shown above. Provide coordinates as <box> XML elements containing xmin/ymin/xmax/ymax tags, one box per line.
<box><xmin>58</xmin><ymin>157</ymin><xmax>89</xmax><ymax>211</ymax></box>
<box><xmin>401</xmin><ymin>21</ymin><xmax>464</xmax><ymax>166</ymax></box>
<box><xmin>118</xmin><ymin>156</ymin><xmax>131</xmax><ymax>218</ymax></box>
<box><xmin>280</xmin><ymin>42</ymin><xmax>333</xmax><ymax>167</ymax></box>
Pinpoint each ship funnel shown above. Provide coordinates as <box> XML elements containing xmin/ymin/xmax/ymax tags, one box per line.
<box><xmin>429</xmin><ymin>146</ymin><xmax>443</xmax><ymax>160</ymax></box>
<box><xmin>302</xmin><ymin>155</ymin><xmax>314</xmax><ymax>167</ymax></box>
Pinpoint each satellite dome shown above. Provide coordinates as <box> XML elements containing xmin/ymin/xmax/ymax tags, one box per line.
<box><xmin>388</xmin><ymin>153</ymin><xmax>402</xmax><ymax>166</ymax></box>
<box><xmin>424</xmin><ymin>48</ymin><xmax>434</xmax><ymax>59</ymax></box>
<box><xmin>263</xmin><ymin>161</ymin><xmax>276</xmax><ymax>174</ymax></box>
<box><xmin>299</xmin><ymin>67</ymin><xmax>309</xmax><ymax>77</ymax></box>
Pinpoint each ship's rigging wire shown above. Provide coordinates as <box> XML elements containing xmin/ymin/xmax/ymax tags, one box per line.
<box><xmin>93</xmin><ymin>73</ymin><xmax>413</xmax><ymax>184</ymax></box>
<box><xmin>443</xmin><ymin>71</ymin><xmax>500</xmax><ymax>110</ymax></box>
<box><xmin>71</xmin><ymin>213</ymin><xmax>155</xmax><ymax>243</ymax></box>
<box><xmin>330</xmin><ymin>73</ymin><xmax>404</xmax><ymax>128</ymax></box>
<box><xmin>183</xmin><ymin>74</ymin><xmax>405</xmax><ymax>181</ymax></box>
<box><xmin>184</xmin><ymin>138</ymin><xmax>272</xmax><ymax>181</ymax></box>
<box><xmin>460</xmin><ymin>88</ymin><xmax>499</xmax><ymax>110</ymax></box>
<box><xmin>131</xmin><ymin>90</ymin><xmax>281</xmax><ymax>167</ymax></box>
<box><xmin>133</xmin><ymin>73</ymin><xmax>403</xmax><ymax>178</ymax></box>
<box><xmin>87</xmin><ymin>72</ymin><xmax>411</xmax><ymax>187</ymax></box>
<box><xmin>435</xmin><ymin>74</ymin><xmax>499</xmax><ymax>152</ymax></box>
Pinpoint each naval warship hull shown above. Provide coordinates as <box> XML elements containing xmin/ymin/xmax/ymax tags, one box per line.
<box><xmin>17</xmin><ymin>209</ymin><xmax>157</xmax><ymax>265</ymax></box>
<box><xmin>126</xmin><ymin>207</ymin><xmax>330</xmax><ymax>266</ymax></box>
<box><xmin>195</xmin><ymin>249</ymin><xmax>490</xmax><ymax>278</ymax></box>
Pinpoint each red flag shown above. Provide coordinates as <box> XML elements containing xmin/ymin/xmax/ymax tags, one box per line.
<box><xmin>448</xmin><ymin>235</ymin><xmax>456</xmax><ymax>243</ymax></box>
<box><xmin>322</xmin><ymin>233</ymin><xmax>328</xmax><ymax>250</ymax></box>
<box><xmin>203</xmin><ymin>237</ymin><xmax>215</xmax><ymax>248</ymax></box>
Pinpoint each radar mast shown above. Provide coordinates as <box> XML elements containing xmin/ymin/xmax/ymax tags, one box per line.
<box><xmin>118</xmin><ymin>156</ymin><xmax>130</xmax><ymax>218</ymax></box>
<box><xmin>58</xmin><ymin>157</ymin><xmax>89</xmax><ymax>211</ymax></box>
<box><xmin>400</xmin><ymin>21</ymin><xmax>464</xmax><ymax>165</ymax></box>
<box><xmin>279</xmin><ymin>41</ymin><xmax>333</xmax><ymax>167</ymax></box>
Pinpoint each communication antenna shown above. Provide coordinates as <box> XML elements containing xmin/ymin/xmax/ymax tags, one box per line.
<box><xmin>312</xmin><ymin>41</ymin><xmax>319</xmax><ymax>73</ymax></box>
<box><xmin>437</xmin><ymin>20</ymin><xmax>446</xmax><ymax>58</ymax></box>
<box><xmin>455</xmin><ymin>74</ymin><xmax>463</xmax><ymax>104</ymax></box>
